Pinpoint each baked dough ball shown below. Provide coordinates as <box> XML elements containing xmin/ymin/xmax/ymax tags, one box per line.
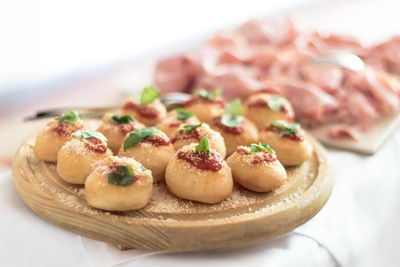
<box><xmin>97</xmin><ymin>113</ymin><xmax>145</xmax><ymax>153</ymax></box>
<box><xmin>56</xmin><ymin>131</ymin><xmax>112</xmax><ymax>184</ymax></box>
<box><xmin>210</xmin><ymin>116</ymin><xmax>258</xmax><ymax>156</ymax></box>
<box><xmin>165</xmin><ymin>142</ymin><xmax>233</xmax><ymax>204</ymax></box>
<box><xmin>259</xmin><ymin>121</ymin><xmax>312</xmax><ymax>166</ymax></box>
<box><xmin>171</xmin><ymin>122</ymin><xmax>226</xmax><ymax>158</ymax></box>
<box><xmin>85</xmin><ymin>155</ymin><xmax>153</xmax><ymax>211</ymax></box>
<box><xmin>118</xmin><ymin>127</ymin><xmax>175</xmax><ymax>182</ymax></box>
<box><xmin>184</xmin><ymin>90</ymin><xmax>227</xmax><ymax>124</ymax></box>
<box><xmin>243</xmin><ymin>93</ymin><xmax>295</xmax><ymax>130</ymax></box>
<box><xmin>34</xmin><ymin>114</ymin><xmax>84</xmax><ymax>162</ymax></box>
<box><xmin>121</xmin><ymin>87</ymin><xmax>167</xmax><ymax>127</ymax></box>
<box><xmin>156</xmin><ymin>109</ymin><xmax>200</xmax><ymax>138</ymax></box>
<box><xmin>227</xmin><ymin>145</ymin><xmax>287</xmax><ymax>192</ymax></box>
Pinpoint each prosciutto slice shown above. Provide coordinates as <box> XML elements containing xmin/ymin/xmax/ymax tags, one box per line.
<box><xmin>154</xmin><ymin>18</ymin><xmax>400</xmax><ymax>139</ymax></box>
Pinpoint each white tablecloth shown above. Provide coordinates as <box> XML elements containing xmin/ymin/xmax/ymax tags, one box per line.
<box><xmin>1</xmin><ymin>128</ymin><xmax>400</xmax><ymax>267</ymax></box>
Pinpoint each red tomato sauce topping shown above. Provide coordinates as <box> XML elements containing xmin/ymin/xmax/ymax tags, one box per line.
<box><xmin>123</xmin><ymin>101</ymin><xmax>159</xmax><ymax>119</ymax></box>
<box><xmin>265</xmin><ymin>126</ymin><xmax>304</xmax><ymax>141</ymax></box>
<box><xmin>184</xmin><ymin>96</ymin><xmax>226</xmax><ymax>108</ymax></box>
<box><xmin>83</xmin><ymin>138</ymin><xmax>108</xmax><ymax>153</ymax></box>
<box><xmin>143</xmin><ymin>136</ymin><xmax>170</xmax><ymax>146</ymax></box>
<box><xmin>247</xmin><ymin>99</ymin><xmax>294</xmax><ymax>122</ymax></box>
<box><xmin>212</xmin><ymin>116</ymin><xmax>244</xmax><ymax>135</ymax></box>
<box><xmin>177</xmin><ymin>151</ymin><xmax>223</xmax><ymax>172</ymax></box>
<box><xmin>171</xmin><ymin>130</ymin><xmax>203</xmax><ymax>143</ymax></box>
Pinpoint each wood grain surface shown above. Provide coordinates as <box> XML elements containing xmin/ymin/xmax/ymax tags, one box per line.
<box><xmin>12</xmin><ymin>133</ymin><xmax>333</xmax><ymax>251</ymax></box>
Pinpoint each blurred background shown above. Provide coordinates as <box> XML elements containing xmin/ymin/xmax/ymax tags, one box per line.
<box><xmin>0</xmin><ymin>0</ymin><xmax>399</xmax><ymax>166</ymax></box>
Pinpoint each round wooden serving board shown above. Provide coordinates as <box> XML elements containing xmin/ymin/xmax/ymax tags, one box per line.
<box><xmin>12</xmin><ymin>133</ymin><xmax>333</xmax><ymax>251</ymax></box>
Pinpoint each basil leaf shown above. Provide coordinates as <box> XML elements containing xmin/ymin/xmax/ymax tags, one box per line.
<box><xmin>250</xmin><ymin>143</ymin><xmax>275</xmax><ymax>154</ymax></box>
<box><xmin>179</xmin><ymin>123</ymin><xmax>202</xmax><ymax>134</ymax></box>
<box><xmin>195</xmin><ymin>136</ymin><xmax>211</xmax><ymax>155</ymax></box>
<box><xmin>175</xmin><ymin>108</ymin><xmax>193</xmax><ymax>121</ymax></box>
<box><xmin>140</xmin><ymin>86</ymin><xmax>161</xmax><ymax>104</ymax></box>
<box><xmin>55</xmin><ymin>109</ymin><xmax>79</xmax><ymax>123</ymax></box>
<box><xmin>108</xmin><ymin>165</ymin><xmax>135</xmax><ymax>186</ymax></box>
<box><xmin>108</xmin><ymin>114</ymin><xmax>133</xmax><ymax>124</ymax></box>
<box><xmin>270</xmin><ymin>121</ymin><xmax>300</xmax><ymax>135</ymax></box>
<box><xmin>268</xmin><ymin>96</ymin><xmax>285</xmax><ymax>112</ymax></box>
<box><xmin>220</xmin><ymin>98</ymin><xmax>243</xmax><ymax>128</ymax></box>
<box><xmin>73</xmin><ymin>130</ymin><xmax>107</xmax><ymax>143</ymax></box>
<box><xmin>195</xmin><ymin>88</ymin><xmax>222</xmax><ymax>100</ymax></box>
<box><xmin>123</xmin><ymin>127</ymin><xmax>158</xmax><ymax>151</ymax></box>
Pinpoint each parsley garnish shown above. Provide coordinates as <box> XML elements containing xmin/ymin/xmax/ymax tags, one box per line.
<box><xmin>195</xmin><ymin>88</ymin><xmax>222</xmax><ymax>100</ymax></box>
<box><xmin>123</xmin><ymin>127</ymin><xmax>158</xmax><ymax>151</ymax></box>
<box><xmin>195</xmin><ymin>136</ymin><xmax>211</xmax><ymax>155</ymax></box>
<box><xmin>139</xmin><ymin>86</ymin><xmax>161</xmax><ymax>104</ymax></box>
<box><xmin>179</xmin><ymin>123</ymin><xmax>203</xmax><ymax>134</ymax></box>
<box><xmin>55</xmin><ymin>109</ymin><xmax>79</xmax><ymax>123</ymax></box>
<box><xmin>250</xmin><ymin>143</ymin><xmax>275</xmax><ymax>154</ymax></box>
<box><xmin>268</xmin><ymin>96</ymin><xmax>285</xmax><ymax>112</ymax></box>
<box><xmin>220</xmin><ymin>98</ymin><xmax>243</xmax><ymax>128</ymax></box>
<box><xmin>108</xmin><ymin>165</ymin><xmax>135</xmax><ymax>186</ymax></box>
<box><xmin>73</xmin><ymin>130</ymin><xmax>107</xmax><ymax>143</ymax></box>
<box><xmin>175</xmin><ymin>108</ymin><xmax>194</xmax><ymax>121</ymax></box>
<box><xmin>270</xmin><ymin>121</ymin><xmax>300</xmax><ymax>135</ymax></box>
<box><xmin>108</xmin><ymin>114</ymin><xmax>133</xmax><ymax>124</ymax></box>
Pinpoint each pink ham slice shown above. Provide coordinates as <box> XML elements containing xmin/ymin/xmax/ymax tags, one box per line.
<box><xmin>271</xmin><ymin>78</ymin><xmax>339</xmax><ymax>126</ymax></box>
<box><xmin>344</xmin><ymin>67</ymin><xmax>400</xmax><ymax>116</ymax></box>
<box><xmin>328</xmin><ymin>124</ymin><xmax>361</xmax><ymax>140</ymax></box>
<box><xmin>154</xmin><ymin>56</ymin><xmax>193</xmax><ymax>93</ymax></box>
<box><xmin>192</xmin><ymin>65</ymin><xmax>270</xmax><ymax>100</ymax></box>
<box><xmin>364</xmin><ymin>36</ymin><xmax>400</xmax><ymax>75</ymax></box>
<box><xmin>235</xmin><ymin>18</ymin><xmax>298</xmax><ymax>46</ymax></box>
<box><xmin>153</xmin><ymin>18</ymin><xmax>400</xmax><ymax>139</ymax></box>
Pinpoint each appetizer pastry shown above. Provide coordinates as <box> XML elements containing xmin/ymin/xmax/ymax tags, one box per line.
<box><xmin>243</xmin><ymin>93</ymin><xmax>295</xmax><ymax>130</ymax></box>
<box><xmin>156</xmin><ymin>108</ymin><xmax>200</xmax><ymax>138</ymax></box>
<box><xmin>259</xmin><ymin>121</ymin><xmax>312</xmax><ymax>166</ymax></box>
<box><xmin>56</xmin><ymin>130</ymin><xmax>112</xmax><ymax>184</ymax></box>
<box><xmin>118</xmin><ymin>127</ymin><xmax>174</xmax><ymax>181</ymax></box>
<box><xmin>171</xmin><ymin>122</ymin><xmax>226</xmax><ymax>158</ymax></box>
<box><xmin>227</xmin><ymin>143</ymin><xmax>287</xmax><ymax>192</ymax></box>
<box><xmin>85</xmin><ymin>155</ymin><xmax>153</xmax><ymax>211</ymax></box>
<box><xmin>34</xmin><ymin>110</ymin><xmax>84</xmax><ymax>162</ymax></box>
<box><xmin>122</xmin><ymin>86</ymin><xmax>167</xmax><ymax>126</ymax></box>
<box><xmin>165</xmin><ymin>137</ymin><xmax>233</xmax><ymax>204</ymax></box>
<box><xmin>184</xmin><ymin>89</ymin><xmax>227</xmax><ymax>124</ymax></box>
<box><xmin>97</xmin><ymin>113</ymin><xmax>145</xmax><ymax>153</ymax></box>
<box><xmin>210</xmin><ymin>99</ymin><xmax>258</xmax><ymax>156</ymax></box>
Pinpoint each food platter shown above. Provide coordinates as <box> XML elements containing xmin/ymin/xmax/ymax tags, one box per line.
<box><xmin>12</xmin><ymin>121</ymin><xmax>333</xmax><ymax>251</ymax></box>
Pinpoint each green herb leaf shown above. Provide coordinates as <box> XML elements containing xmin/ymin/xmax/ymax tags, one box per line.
<box><xmin>108</xmin><ymin>165</ymin><xmax>135</xmax><ymax>186</ymax></box>
<box><xmin>270</xmin><ymin>121</ymin><xmax>300</xmax><ymax>135</ymax></box>
<box><xmin>175</xmin><ymin>108</ymin><xmax>194</xmax><ymax>121</ymax></box>
<box><xmin>195</xmin><ymin>136</ymin><xmax>211</xmax><ymax>155</ymax></box>
<box><xmin>123</xmin><ymin>127</ymin><xmax>158</xmax><ymax>151</ymax></box>
<box><xmin>139</xmin><ymin>86</ymin><xmax>161</xmax><ymax>104</ymax></box>
<box><xmin>195</xmin><ymin>88</ymin><xmax>222</xmax><ymax>100</ymax></box>
<box><xmin>55</xmin><ymin>109</ymin><xmax>79</xmax><ymax>123</ymax></box>
<box><xmin>268</xmin><ymin>96</ymin><xmax>285</xmax><ymax>112</ymax></box>
<box><xmin>73</xmin><ymin>130</ymin><xmax>107</xmax><ymax>143</ymax></box>
<box><xmin>220</xmin><ymin>98</ymin><xmax>243</xmax><ymax>128</ymax></box>
<box><xmin>250</xmin><ymin>143</ymin><xmax>275</xmax><ymax>154</ymax></box>
<box><xmin>179</xmin><ymin>123</ymin><xmax>203</xmax><ymax>134</ymax></box>
<box><xmin>108</xmin><ymin>114</ymin><xmax>133</xmax><ymax>124</ymax></box>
